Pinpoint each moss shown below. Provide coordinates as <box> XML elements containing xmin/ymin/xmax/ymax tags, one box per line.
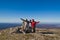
<box><xmin>0</xmin><ymin>28</ymin><xmax>60</xmax><ymax>40</ymax></box>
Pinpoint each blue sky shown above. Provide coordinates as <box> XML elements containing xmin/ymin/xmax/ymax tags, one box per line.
<box><xmin>0</xmin><ymin>0</ymin><xmax>60</xmax><ymax>23</ymax></box>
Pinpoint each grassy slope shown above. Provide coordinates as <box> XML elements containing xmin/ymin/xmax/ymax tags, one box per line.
<box><xmin>0</xmin><ymin>27</ymin><xmax>60</xmax><ymax>40</ymax></box>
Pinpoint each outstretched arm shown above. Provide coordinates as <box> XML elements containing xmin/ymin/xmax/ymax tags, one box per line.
<box><xmin>36</xmin><ymin>21</ymin><xmax>40</xmax><ymax>24</ymax></box>
<box><xmin>20</xmin><ymin>18</ymin><xmax>26</xmax><ymax>21</ymax></box>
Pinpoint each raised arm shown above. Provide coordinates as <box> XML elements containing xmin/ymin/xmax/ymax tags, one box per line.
<box><xmin>20</xmin><ymin>18</ymin><xmax>26</xmax><ymax>22</ymax></box>
<box><xmin>36</xmin><ymin>21</ymin><xmax>40</xmax><ymax>24</ymax></box>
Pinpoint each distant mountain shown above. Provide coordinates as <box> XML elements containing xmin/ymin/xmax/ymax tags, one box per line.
<box><xmin>37</xmin><ymin>24</ymin><xmax>60</xmax><ymax>29</ymax></box>
<box><xmin>0</xmin><ymin>23</ymin><xmax>60</xmax><ymax>30</ymax></box>
<box><xmin>0</xmin><ymin>23</ymin><xmax>21</xmax><ymax>30</ymax></box>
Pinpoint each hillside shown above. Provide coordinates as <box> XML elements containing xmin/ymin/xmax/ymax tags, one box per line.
<box><xmin>0</xmin><ymin>27</ymin><xmax>60</xmax><ymax>40</ymax></box>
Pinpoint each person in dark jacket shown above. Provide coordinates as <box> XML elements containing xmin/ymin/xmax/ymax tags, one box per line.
<box><xmin>20</xmin><ymin>18</ymin><xmax>30</xmax><ymax>32</ymax></box>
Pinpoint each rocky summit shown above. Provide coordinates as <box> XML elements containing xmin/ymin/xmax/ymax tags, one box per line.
<box><xmin>0</xmin><ymin>26</ymin><xmax>60</xmax><ymax>40</ymax></box>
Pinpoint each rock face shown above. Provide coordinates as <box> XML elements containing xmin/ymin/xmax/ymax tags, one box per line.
<box><xmin>0</xmin><ymin>26</ymin><xmax>60</xmax><ymax>40</ymax></box>
<box><xmin>9</xmin><ymin>27</ymin><xmax>18</xmax><ymax>34</ymax></box>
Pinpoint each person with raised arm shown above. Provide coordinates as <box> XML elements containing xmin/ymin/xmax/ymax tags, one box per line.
<box><xmin>20</xmin><ymin>18</ymin><xmax>30</xmax><ymax>32</ymax></box>
<box><xmin>30</xmin><ymin>19</ymin><xmax>40</xmax><ymax>33</ymax></box>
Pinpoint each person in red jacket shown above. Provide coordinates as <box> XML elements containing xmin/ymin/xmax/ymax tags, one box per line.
<box><xmin>30</xmin><ymin>19</ymin><xmax>39</xmax><ymax>33</ymax></box>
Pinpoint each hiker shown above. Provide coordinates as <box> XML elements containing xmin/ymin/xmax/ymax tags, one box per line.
<box><xmin>30</xmin><ymin>19</ymin><xmax>39</xmax><ymax>33</ymax></box>
<box><xmin>20</xmin><ymin>18</ymin><xmax>30</xmax><ymax>33</ymax></box>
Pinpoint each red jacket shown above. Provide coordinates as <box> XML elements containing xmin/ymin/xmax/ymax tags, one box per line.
<box><xmin>31</xmin><ymin>21</ymin><xmax>39</xmax><ymax>28</ymax></box>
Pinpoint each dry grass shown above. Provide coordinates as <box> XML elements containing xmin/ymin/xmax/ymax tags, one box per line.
<box><xmin>0</xmin><ymin>28</ymin><xmax>60</xmax><ymax>40</ymax></box>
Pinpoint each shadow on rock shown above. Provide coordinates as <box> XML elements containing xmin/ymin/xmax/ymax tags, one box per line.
<box><xmin>40</xmin><ymin>32</ymin><xmax>54</xmax><ymax>34</ymax></box>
